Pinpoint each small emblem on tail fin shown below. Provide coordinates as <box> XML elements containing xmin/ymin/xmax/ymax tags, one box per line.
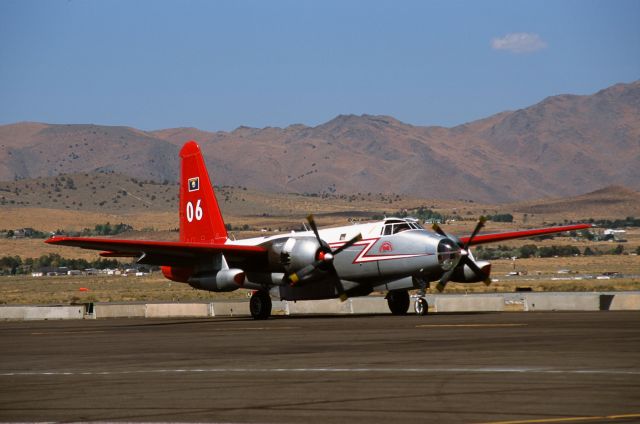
<box><xmin>188</xmin><ymin>177</ymin><xmax>200</xmax><ymax>192</ymax></box>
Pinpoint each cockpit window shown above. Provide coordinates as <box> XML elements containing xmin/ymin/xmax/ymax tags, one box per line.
<box><xmin>381</xmin><ymin>218</ymin><xmax>424</xmax><ymax>236</ymax></box>
<box><xmin>382</xmin><ymin>222</ymin><xmax>419</xmax><ymax>235</ymax></box>
<box><xmin>393</xmin><ymin>223</ymin><xmax>411</xmax><ymax>233</ymax></box>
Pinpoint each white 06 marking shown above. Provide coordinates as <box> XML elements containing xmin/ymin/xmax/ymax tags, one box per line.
<box><xmin>186</xmin><ymin>199</ymin><xmax>203</xmax><ymax>222</ymax></box>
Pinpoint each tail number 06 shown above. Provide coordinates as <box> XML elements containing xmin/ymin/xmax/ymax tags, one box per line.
<box><xmin>186</xmin><ymin>199</ymin><xmax>203</xmax><ymax>222</ymax></box>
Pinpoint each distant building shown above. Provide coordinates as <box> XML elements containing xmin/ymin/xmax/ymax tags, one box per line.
<box><xmin>602</xmin><ymin>229</ymin><xmax>627</xmax><ymax>242</ymax></box>
<box><xmin>38</xmin><ymin>266</ymin><xmax>69</xmax><ymax>276</ymax></box>
<box><xmin>11</xmin><ymin>228</ymin><xmax>37</xmax><ymax>238</ymax></box>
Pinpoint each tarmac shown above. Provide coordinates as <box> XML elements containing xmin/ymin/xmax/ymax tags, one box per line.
<box><xmin>1</xmin><ymin>311</ymin><xmax>639</xmax><ymax>423</ymax></box>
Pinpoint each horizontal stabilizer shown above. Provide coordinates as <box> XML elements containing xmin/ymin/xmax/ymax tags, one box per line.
<box><xmin>45</xmin><ymin>236</ymin><xmax>267</xmax><ymax>268</ymax></box>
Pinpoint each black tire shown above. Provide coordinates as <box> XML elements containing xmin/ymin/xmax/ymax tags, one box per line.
<box><xmin>386</xmin><ymin>289</ymin><xmax>410</xmax><ymax>315</ymax></box>
<box><xmin>414</xmin><ymin>297</ymin><xmax>429</xmax><ymax>316</ymax></box>
<box><xmin>250</xmin><ymin>291</ymin><xmax>272</xmax><ymax>320</ymax></box>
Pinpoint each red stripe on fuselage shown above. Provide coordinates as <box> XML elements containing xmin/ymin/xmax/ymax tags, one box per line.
<box><xmin>329</xmin><ymin>238</ymin><xmax>433</xmax><ymax>264</ymax></box>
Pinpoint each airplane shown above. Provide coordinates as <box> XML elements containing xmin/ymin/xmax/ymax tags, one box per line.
<box><xmin>46</xmin><ymin>141</ymin><xmax>592</xmax><ymax>319</ymax></box>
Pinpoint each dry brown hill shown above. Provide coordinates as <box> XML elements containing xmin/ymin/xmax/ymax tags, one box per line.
<box><xmin>2</xmin><ymin>172</ymin><xmax>637</xmax><ymax>224</ymax></box>
<box><xmin>0</xmin><ymin>172</ymin><xmax>178</xmax><ymax>213</ymax></box>
<box><xmin>0</xmin><ymin>172</ymin><xmax>432</xmax><ymax>220</ymax></box>
<box><xmin>0</xmin><ymin>124</ymin><xmax>179</xmax><ymax>182</ymax></box>
<box><xmin>511</xmin><ymin>185</ymin><xmax>640</xmax><ymax>217</ymax></box>
<box><xmin>1</xmin><ymin>81</ymin><xmax>638</xmax><ymax>203</ymax></box>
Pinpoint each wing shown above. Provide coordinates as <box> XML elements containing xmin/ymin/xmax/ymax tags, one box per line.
<box><xmin>45</xmin><ymin>236</ymin><xmax>269</xmax><ymax>270</ymax></box>
<box><xmin>458</xmin><ymin>223</ymin><xmax>591</xmax><ymax>246</ymax></box>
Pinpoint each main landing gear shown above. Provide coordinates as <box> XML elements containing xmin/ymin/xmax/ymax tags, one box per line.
<box><xmin>386</xmin><ymin>289</ymin><xmax>410</xmax><ymax>315</ymax></box>
<box><xmin>386</xmin><ymin>289</ymin><xmax>430</xmax><ymax>316</ymax></box>
<box><xmin>249</xmin><ymin>290</ymin><xmax>272</xmax><ymax>320</ymax></box>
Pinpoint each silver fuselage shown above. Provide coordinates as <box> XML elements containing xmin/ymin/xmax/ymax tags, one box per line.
<box><xmin>231</xmin><ymin>219</ymin><xmax>452</xmax><ymax>301</ymax></box>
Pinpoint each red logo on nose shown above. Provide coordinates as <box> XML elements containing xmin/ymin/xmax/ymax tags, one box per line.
<box><xmin>379</xmin><ymin>241</ymin><xmax>393</xmax><ymax>253</ymax></box>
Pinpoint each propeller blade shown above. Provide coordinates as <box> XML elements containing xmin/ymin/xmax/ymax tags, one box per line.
<box><xmin>463</xmin><ymin>216</ymin><xmax>487</xmax><ymax>250</ymax></box>
<box><xmin>436</xmin><ymin>252</ymin><xmax>462</xmax><ymax>292</ymax></box>
<box><xmin>328</xmin><ymin>266</ymin><xmax>348</xmax><ymax>302</ymax></box>
<box><xmin>331</xmin><ymin>233</ymin><xmax>362</xmax><ymax>256</ymax></box>
<box><xmin>292</xmin><ymin>214</ymin><xmax>360</xmax><ymax>300</ymax></box>
<box><xmin>434</xmin><ymin>217</ymin><xmax>490</xmax><ymax>292</ymax></box>
<box><xmin>432</xmin><ymin>222</ymin><xmax>447</xmax><ymax>237</ymax></box>
<box><xmin>306</xmin><ymin>214</ymin><xmax>324</xmax><ymax>244</ymax></box>
<box><xmin>288</xmin><ymin>259</ymin><xmax>324</xmax><ymax>286</ymax></box>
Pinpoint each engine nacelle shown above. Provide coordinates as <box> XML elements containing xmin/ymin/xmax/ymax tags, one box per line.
<box><xmin>188</xmin><ymin>269</ymin><xmax>246</xmax><ymax>292</ymax></box>
<box><xmin>267</xmin><ymin>236</ymin><xmax>322</xmax><ymax>273</ymax></box>
<box><xmin>161</xmin><ymin>266</ymin><xmax>193</xmax><ymax>283</ymax></box>
<box><xmin>450</xmin><ymin>261</ymin><xmax>492</xmax><ymax>283</ymax></box>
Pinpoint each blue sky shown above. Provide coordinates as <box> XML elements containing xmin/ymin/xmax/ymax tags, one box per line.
<box><xmin>1</xmin><ymin>0</ymin><xmax>638</xmax><ymax>131</ymax></box>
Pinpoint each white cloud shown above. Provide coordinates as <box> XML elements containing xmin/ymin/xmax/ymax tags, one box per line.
<box><xmin>491</xmin><ymin>32</ymin><xmax>547</xmax><ymax>54</ymax></box>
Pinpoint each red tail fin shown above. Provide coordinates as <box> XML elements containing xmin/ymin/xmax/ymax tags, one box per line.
<box><xmin>179</xmin><ymin>141</ymin><xmax>228</xmax><ymax>244</ymax></box>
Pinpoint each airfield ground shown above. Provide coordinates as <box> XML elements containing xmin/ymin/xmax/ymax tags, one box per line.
<box><xmin>1</xmin><ymin>188</ymin><xmax>639</xmax><ymax>423</ymax></box>
<box><xmin>1</xmin><ymin>311</ymin><xmax>639</xmax><ymax>423</ymax></box>
<box><xmin>1</xmin><ymin>253</ymin><xmax>639</xmax><ymax>305</ymax></box>
<box><xmin>1</xmin><ymin>205</ymin><xmax>639</xmax><ymax>305</ymax></box>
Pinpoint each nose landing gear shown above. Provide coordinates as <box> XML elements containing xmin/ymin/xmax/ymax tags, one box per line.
<box><xmin>414</xmin><ymin>297</ymin><xmax>429</xmax><ymax>316</ymax></box>
<box><xmin>412</xmin><ymin>276</ymin><xmax>429</xmax><ymax>316</ymax></box>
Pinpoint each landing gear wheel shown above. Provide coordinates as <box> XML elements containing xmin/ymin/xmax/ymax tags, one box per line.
<box><xmin>386</xmin><ymin>289</ymin><xmax>410</xmax><ymax>315</ymax></box>
<box><xmin>414</xmin><ymin>297</ymin><xmax>429</xmax><ymax>316</ymax></box>
<box><xmin>250</xmin><ymin>291</ymin><xmax>272</xmax><ymax>320</ymax></box>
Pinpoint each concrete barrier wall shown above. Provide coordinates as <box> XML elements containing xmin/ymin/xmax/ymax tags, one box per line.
<box><xmin>350</xmin><ymin>297</ymin><xmax>390</xmax><ymax>314</ymax></box>
<box><xmin>608</xmin><ymin>293</ymin><xmax>640</xmax><ymax>311</ymax></box>
<box><xmin>434</xmin><ymin>295</ymin><xmax>504</xmax><ymax>313</ymax></box>
<box><xmin>145</xmin><ymin>303</ymin><xmax>209</xmax><ymax>318</ymax></box>
<box><xmin>2</xmin><ymin>292</ymin><xmax>638</xmax><ymax>320</ymax></box>
<box><xmin>0</xmin><ymin>305</ymin><xmax>84</xmax><ymax>320</ymax></box>
<box><xmin>286</xmin><ymin>298</ymin><xmax>353</xmax><ymax>315</ymax></box>
<box><xmin>271</xmin><ymin>301</ymin><xmax>288</xmax><ymax>316</ymax></box>
<box><xmin>94</xmin><ymin>303</ymin><xmax>146</xmax><ymax>319</ymax></box>
<box><xmin>523</xmin><ymin>294</ymin><xmax>600</xmax><ymax>311</ymax></box>
<box><xmin>210</xmin><ymin>301</ymin><xmax>250</xmax><ymax>317</ymax></box>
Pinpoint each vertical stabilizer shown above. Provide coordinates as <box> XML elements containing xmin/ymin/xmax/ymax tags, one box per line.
<box><xmin>179</xmin><ymin>141</ymin><xmax>228</xmax><ymax>244</ymax></box>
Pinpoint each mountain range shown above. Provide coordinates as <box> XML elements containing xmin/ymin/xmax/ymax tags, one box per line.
<box><xmin>1</xmin><ymin>80</ymin><xmax>638</xmax><ymax>203</ymax></box>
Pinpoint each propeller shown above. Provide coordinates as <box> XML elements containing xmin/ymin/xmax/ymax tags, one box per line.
<box><xmin>432</xmin><ymin>216</ymin><xmax>491</xmax><ymax>292</ymax></box>
<box><xmin>288</xmin><ymin>214</ymin><xmax>362</xmax><ymax>302</ymax></box>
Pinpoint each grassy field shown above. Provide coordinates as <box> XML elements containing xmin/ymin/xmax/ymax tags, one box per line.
<box><xmin>3</xmin><ymin>206</ymin><xmax>639</xmax><ymax>257</ymax></box>
<box><xmin>1</xmin><ymin>253</ymin><xmax>638</xmax><ymax>306</ymax></box>
<box><xmin>0</xmin><ymin>274</ymin><xmax>249</xmax><ymax>305</ymax></box>
<box><xmin>2</xmin><ymin>188</ymin><xmax>638</xmax><ymax>305</ymax></box>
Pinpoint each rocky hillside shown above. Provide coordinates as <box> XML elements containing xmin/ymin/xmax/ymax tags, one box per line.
<box><xmin>1</xmin><ymin>81</ymin><xmax>638</xmax><ymax>202</ymax></box>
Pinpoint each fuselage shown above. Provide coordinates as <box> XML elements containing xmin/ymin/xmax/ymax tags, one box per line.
<box><xmin>228</xmin><ymin>218</ymin><xmax>454</xmax><ymax>301</ymax></box>
<box><xmin>44</xmin><ymin>140</ymin><xmax>592</xmax><ymax>318</ymax></box>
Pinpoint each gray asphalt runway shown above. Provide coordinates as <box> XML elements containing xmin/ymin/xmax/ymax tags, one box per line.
<box><xmin>1</xmin><ymin>311</ymin><xmax>639</xmax><ymax>423</ymax></box>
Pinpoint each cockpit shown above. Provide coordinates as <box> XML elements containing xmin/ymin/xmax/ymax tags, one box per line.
<box><xmin>381</xmin><ymin>218</ymin><xmax>424</xmax><ymax>236</ymax></box>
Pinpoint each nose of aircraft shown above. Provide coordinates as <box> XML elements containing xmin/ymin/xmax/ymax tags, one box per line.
<box><xmin>437</xmin><ymin>238</ymin><xmax>461</xmax><ymax>271</ymax></box>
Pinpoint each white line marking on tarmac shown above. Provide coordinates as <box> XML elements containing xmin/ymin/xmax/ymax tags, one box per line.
<box><xmin>1</xmin><ymin>367</ymin><xmax>639</xmax><ymax>377</ymax></box>
<box><xmin>206</xmin><ymin>326</ymin><xmax>300</xmax><ymax>331</ymax></box>
<box><xmin>30</xmin><ymin>330</ymin><xmax>107</xmax><ymax>335</ymax></box>
<box><xmin>416</xmin><ymin>324</ymin><xmax>527</xmax><ymax>328</ymax></box>
<box><xmin>29</xmin><ymin>327</ymin><xmax>297</xmax><ymax>335</ymax></box>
